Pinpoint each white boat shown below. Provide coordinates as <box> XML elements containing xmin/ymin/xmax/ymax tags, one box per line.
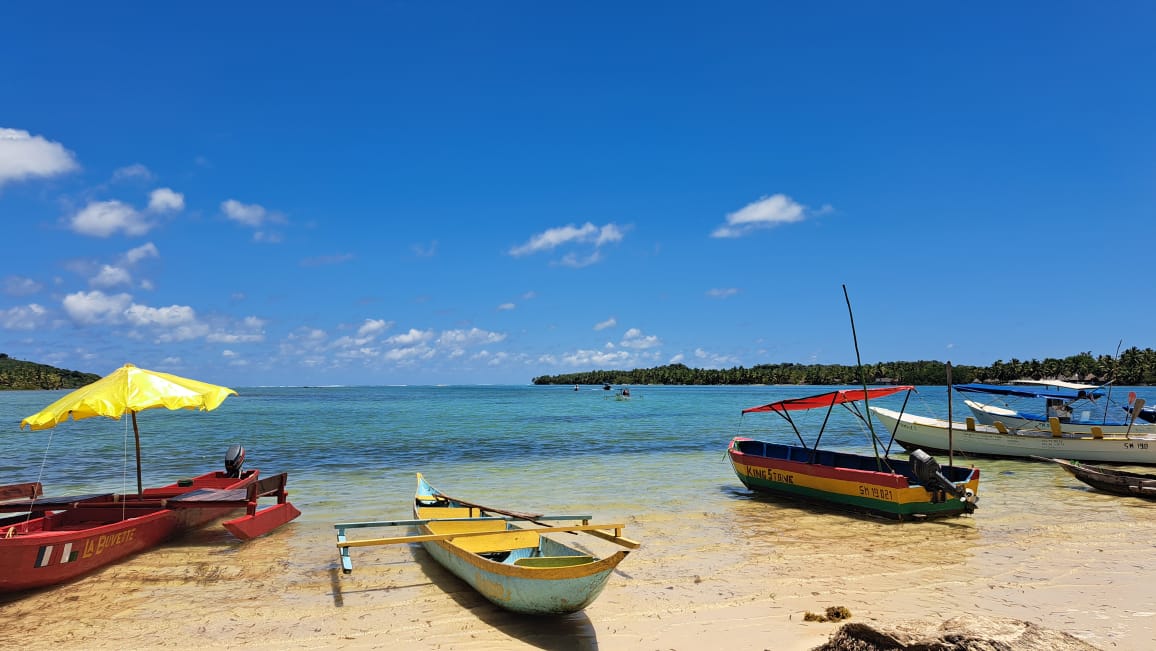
<box><xmin>870</xmin><ymin>406</ymin><xmax>1156</xmax><ymax>465</ymax></box>
<box><xmin>954</xmin><ymin>381</ymin><xmax>1156</xmax><ymax>436</ymax></box>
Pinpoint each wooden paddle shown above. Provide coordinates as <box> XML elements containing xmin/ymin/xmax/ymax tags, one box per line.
<box><xmin>1126</xmin><ymin>397</ymin><xmax>1146</xmax><ymax>438</ymax></box>
<box><xmin>428</xmin><ymin>492</ymin><xmax>582</xmax><ymax>534</ymax></box>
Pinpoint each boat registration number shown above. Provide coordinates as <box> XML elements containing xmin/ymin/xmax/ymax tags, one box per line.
<box><xmin>858</xmin><ymin>485</ymin><xmax>894</xmax><ymax>501</ymax></box>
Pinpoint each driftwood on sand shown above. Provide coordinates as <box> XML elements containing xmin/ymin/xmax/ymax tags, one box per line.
<box><xmin>814</xmin><ymin>615</ymin><xmax>1100</xmax><ymax>651</ymax></box>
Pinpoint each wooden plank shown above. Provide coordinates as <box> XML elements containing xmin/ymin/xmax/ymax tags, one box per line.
<box><xmin>453</xmin><ymin>529</ymin><xmax>540</xmax><ymax>553</ymax></box>
<box><xmin>513</xmin><ymin>555</ymin><xmax>595</xmax><ymax>568</ymax></box>
<box><xmin>337</xmin><ymin>522</ymin><xmax>627</xmax><ymax>549</ymax></box>
<box><xmin>0</xmin><ymin>482</ymin><xmax>41</xmax><ymax>502</ymax></box>
<box><xmin>332</xmin><ymin>514</ymin><xmax>592</xmax><ymax>531</ymax></box>
<box><xmin>584</xmin><ymin>527</ymin><xmax>643</xmax><ymax>550</ymax></box>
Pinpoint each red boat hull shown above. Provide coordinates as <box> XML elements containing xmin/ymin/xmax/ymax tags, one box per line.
<box><xmin>0</xmin><ymin>471</ymin><xmax>258</xmax><ymax>593</ymax></box>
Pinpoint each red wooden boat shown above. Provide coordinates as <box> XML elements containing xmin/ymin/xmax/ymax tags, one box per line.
<box><xmin>0</xmin><ymin>447</ymin><xmax>300</xmax><ymax>593</ymax></box>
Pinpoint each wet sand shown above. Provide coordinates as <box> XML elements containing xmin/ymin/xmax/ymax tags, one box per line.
<box><xmin>4</xmin><ymin>463</ymin><xmax>1156</xmax><ymax>650</ymax></box>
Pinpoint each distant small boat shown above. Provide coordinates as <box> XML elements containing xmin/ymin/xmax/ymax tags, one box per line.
<box><xmin>335</xmin><ymin>473</ymin><xmax>639</xmax><ymax>615</ymax></box>
<box><xmin>602</xmin><ymin>383</ymin><xmax>612</xmax><ymax>391</ymax></box>
<box><xmin>1038</xmin><ymin>457</ymin><xmax>1156</xmax><ymax>499</ymax></box>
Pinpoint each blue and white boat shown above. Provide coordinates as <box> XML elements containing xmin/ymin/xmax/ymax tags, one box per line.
<box><xmin>955</xmin><ymin>380</ymin><xmax>1155</xmax><ymax>436</ymax></box>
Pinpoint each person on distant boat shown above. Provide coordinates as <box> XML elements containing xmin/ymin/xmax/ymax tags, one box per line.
<box><xmin>622</xmin><ymin>387</ymin><xmax>630</xmax><ymax>397</ymax></box>
<box><xmin>1047</xmin><ymin>399</ymin><xmax>1073</xmax><ymax>421</ymax></box>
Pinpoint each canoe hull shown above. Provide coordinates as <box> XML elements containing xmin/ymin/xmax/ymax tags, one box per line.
<box><xmin>727</xmin><ymin>438</ymin><xmax>979</xmax><ymax>520</ymax></box>
<box><xmin>873</xmin><ymin>407</ymin><xmax>1156</xmax><ymax>465</ymax></box>
<box><xmin>413</xmin><ymin>475</ymin><xmax>628</xmax><ymax>615</ymax></box>
<box><xmin>0</xmin><ymin>470</ymin><xmax>258</xmax><ymax>593</ymax></box>
<box><xmin>1047</xmin><ymin>458</ymin><xmax>1156</xmax><ymax>498</ymax></box>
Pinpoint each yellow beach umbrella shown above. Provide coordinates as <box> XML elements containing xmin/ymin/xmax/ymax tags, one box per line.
<box><xmin>21</xmin><ymin>363</ymin><xmax>238</xmax><ymax>494</ymax></box>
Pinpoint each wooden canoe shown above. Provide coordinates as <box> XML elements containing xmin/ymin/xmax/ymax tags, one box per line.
<box><xmin>0</xmin><ymin>468</ymin><xmax>300</xmax><ymax>593</ymax></box>
<box><xmin>1040</xmin><ymin>457</ymin><xmax>1156</xmax><ymax>499</ymax></box>
<box><xmin>334</xmin><ymin>473</ymin><xmax>635</xmax><ymax>615</ymax></box>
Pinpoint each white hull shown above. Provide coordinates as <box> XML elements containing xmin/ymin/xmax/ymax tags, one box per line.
<box><xmin>871</xmin><ymin>406</ymin><xmax>1156</xmax><ymax>465</ymax></box>
<box><xmin>964</xmin><ymin>399</ymin><xmax>1156</xmax><ymax>436</ymax></box>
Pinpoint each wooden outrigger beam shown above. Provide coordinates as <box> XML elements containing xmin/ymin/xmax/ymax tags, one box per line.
<box><xmin>338</xmin><ymin>523</ymin><xmax>628</xmax><ymax>549</ymax></box>
<box><xmin>335</xmin><ymin>518</ymin><xmax>640</xmax><ymax>573</ymax></box>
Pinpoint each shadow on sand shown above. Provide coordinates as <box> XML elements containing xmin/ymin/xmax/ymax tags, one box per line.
<box><xmin>406</xmin><ymin>545</ymin><xmax>600</xmax><ymax>651</ymax></box>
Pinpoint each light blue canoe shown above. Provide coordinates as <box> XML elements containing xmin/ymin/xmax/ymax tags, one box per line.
<box><xmin>335</xmin><ymin>473</ymin><xmax>637</xmax><ymax>615</ymax></box>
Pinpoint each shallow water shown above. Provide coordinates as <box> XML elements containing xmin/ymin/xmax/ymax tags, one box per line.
<box><xmin>3</xmin><ymin>385</ymin><xmax>1156</xmax><ymax>649</ymax></box>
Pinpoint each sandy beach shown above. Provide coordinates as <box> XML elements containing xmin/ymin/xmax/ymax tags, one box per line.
<box><xmin>4</xmin><ymin>462</ymin><xmax>1155</xmax><ymax>651</ymax></box>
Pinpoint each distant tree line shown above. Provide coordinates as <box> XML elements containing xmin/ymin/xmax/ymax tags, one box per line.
<box><xmin>532</xmin><ymin>348</ymin><xmax>1156</xmax><ymax>386</ymax></box>
<box><xmin>0</xmin><ymin>354</ymin><xmax>102</xmax><ymax>390</ymax></box>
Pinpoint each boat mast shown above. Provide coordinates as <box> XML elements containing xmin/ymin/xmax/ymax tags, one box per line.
<box><xmin>843</xmin><ymin>285</ymin><xmax>884</xmax><ymax>471</ymax></box>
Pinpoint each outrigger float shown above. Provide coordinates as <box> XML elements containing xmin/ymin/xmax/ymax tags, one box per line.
<box><xmin>335</xmin><ymin>473</ymin><xmax>638</xmax><ymax>615</ymax></box>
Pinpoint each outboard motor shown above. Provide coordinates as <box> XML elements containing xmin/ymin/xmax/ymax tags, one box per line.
<box><xmin>224</xmin><ymin>444</ymin><xmax>246</xmax><ymax>478</ymax></box>
<box><xmin>910</xmin><ymin>449</ymin><xmax>976</xmax><ymax>512</ymax></box>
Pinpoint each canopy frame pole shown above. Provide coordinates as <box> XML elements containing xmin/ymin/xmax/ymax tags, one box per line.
<box><xmin>131</xmin><ymin>411</ymin><xmax>143</xmax><ymax>496</ymax></box>
<box><xmin>843</xmin><ymin>285</ymin><xmax>884</xmax><ymax>471</ymax></box>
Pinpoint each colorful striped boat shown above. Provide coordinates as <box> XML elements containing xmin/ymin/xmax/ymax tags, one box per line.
<box><xmin>728</xmin><ymin>386</ymin><xmax>980</xmax><ymax>520</ymax></box>
<box><xmin>335</xmin><ymin>473</ymin><xmax>638</xmax><ymax>615</ymax></box>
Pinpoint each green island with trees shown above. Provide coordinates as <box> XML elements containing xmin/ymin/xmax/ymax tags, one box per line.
<box><xmin>0</xmin><ymin>354</ymin><xmax>102</xmax><ymax>390</ymax></box>
<box><xmin>532</xmin><ymin>347</ymin><xmax>1156</xmax><ymax>387</ymax></box>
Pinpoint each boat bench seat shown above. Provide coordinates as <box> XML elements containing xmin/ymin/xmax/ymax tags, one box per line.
<box><xmin>416</xmin><ymin>506</ymin><xmax>479</xmax><ymax>520</ymax></box>
<box><xmin>513</xmin><ymin>555</ymin><xmax>594</xmax><ymax>568</ymax></box>
<box><xmin>452</xmin><ymin>529</ymin><xmax>540</xmax><ymax>554</ymax></box>
<box><xmin>427</xmin><ymin>519</ymin><xmax>507</xmax><ymax>535</ymax></box>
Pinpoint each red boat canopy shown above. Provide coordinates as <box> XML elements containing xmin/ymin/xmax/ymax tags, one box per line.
<box><xmin>742</xmin><ymin>386</ymin><xmax>915</xmax><ymax>414</ymax></box>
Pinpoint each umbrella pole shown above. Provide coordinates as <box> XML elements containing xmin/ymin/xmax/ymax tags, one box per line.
<box><xmin>131</xmin><ymin>411</ymin><xmax>143</xmax><ymax>496</ymax></box>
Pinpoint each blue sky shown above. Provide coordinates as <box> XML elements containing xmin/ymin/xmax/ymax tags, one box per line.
<box><xmin>1</xmin><ymin>2</ymin><xmax>1153</xmax><ymax>386</ymax></box>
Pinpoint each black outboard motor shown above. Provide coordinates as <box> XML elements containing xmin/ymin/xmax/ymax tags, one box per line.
<box><xmin>910</xmin><ymin>449</ymin><xmax>976</xmax><ymax>512</ymax></box>
<box><xmin>225</xmin><ymin>444</ymin><xmax>246</xmax><ymax>478</ymax></box>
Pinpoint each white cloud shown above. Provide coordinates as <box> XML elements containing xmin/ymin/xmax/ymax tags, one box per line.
<box><xmin>358</xmin><ymin>319</ymin><xmax>391</xmax><ymax>338</ymax></box>
<box><xmin>148</xmin><ymin>188</ymin><xmax>184</xmax><ymax>213</ymax></box>
<box><xmin>437</xmin><ymin>328</ymin><xmax>506</xmax><ymax>348</ymax></box>
<box><xmin>223</xmin><ymin>200</ymin><xmax>284</xmax><ymax>233</ymax></box>
<box><xmin>387</xmin><ymin>328</ymin><xmax>434</xmax><ymax>346</ymax></box>
<box><xmin>70</xmin><ymin>200</ymin><xmax>153</xmax><ymax>237</ymax></box>
<box><xmin>122</xmin><ymin>242</ymin><xmax>159</xmax><ymax>265</ymax></box>
<box><xmin>711</xmin><ymin>194</ymin><xmax>817</xmax><ymax>238</ymax></box>
<box><xmin>3</xmin><ymin>275</ymin><xmax>42</xmax><ymax>296</ymax></box>
<box><xmin>497</xmin><ymin>302</ymin><xmax>515</xmax><ymax>311</ymax></box>
<box><xmin>0</xmin><ymin>128</ymin><xmax>79</xmax><ymax>187</ymax></box>
<box><xmin>557</xmin><ymin>250</ymin><xmax>603</xmax><ymax>268</ymax></box>
<box><xmin>90</xmin><ymin>264</ymin><xmax>132</xmax><ymax>288</ymax></box>
<box><xmin>222</xmin><ymin>349</ymin><xmax>238</xmax><ymax>358</ymax></box>
<box><xmin>594</xmin><ymin>317</ymin><xmax>617</xmax><ymax>331</ymax></box>
<box><xmin>124</xmin><ymin>303</ymin><xmax>198</xmax><ymax>328</ymax></box>
<box><xmin>706</xmin><ymin>288</ymin><xmax>739</xmax><ymax>299</ymax></box>
<box><xmin>668</xmin><ymin>353</ymin><xmax>685</xmax><ymax>364</ymax></box>
<box><xmin>508</xmin><ymin>222</ymin><xmax>626</xmax><ymax>266</ymax></box>
<box><xmin>0</xmin><ymin>303</ymin><xmax>48</xmax><ymax>330</ymax></box>
<box><xmin>412</xmin><ymin>241</ymin><xmax>438</xmax><ymax>257</ymax></box>
<box><xmin>62</xmin><ymin>290</ymin><xmax>133</xmax><ymax>324</ymax></box>
<box><xmin>620</xmin><ymin>327</ymin><xmax>661</xmax><ymax>349</ymax></box>
<box><xmin>112</xmin><ymin>163</ymin><xmax>153</xmax><ymax>182</ymax></box>
<box><xmin>694</xmin><ymin>347</ymin><xmax>740</xmax><ymax>368</ymax></box>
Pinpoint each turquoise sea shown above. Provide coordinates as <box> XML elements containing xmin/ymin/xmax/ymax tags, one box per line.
<box><xmin>0</xmin><ymin>384</ymin><xmax>1048</xmax><ymax>519</ymax></box>
<box><xmin>4</xmin><ymin>384</ymin><xmax>1156</xmax><ymax>650</ymax></box>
